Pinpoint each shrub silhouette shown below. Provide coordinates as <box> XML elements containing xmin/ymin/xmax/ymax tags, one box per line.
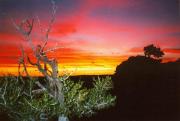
<box><xmin>144</xmin><ymin>44</ymin><xmax>164</xmax><ymax>59</ymax></box>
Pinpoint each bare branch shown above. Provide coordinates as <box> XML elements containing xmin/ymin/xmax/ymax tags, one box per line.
<box><xmin>18</xmin><ymin>45</ymin><xmax>30</xmax><ymax>77</ymax></box>
<box><xmin>14</xmin><ymin>0</ymin><xmax>64</xmax><ymax>103</ymax></box>
<box><xmin>27</xmin><ymin>56</ymin><xmax>37</xmax><ymax>66</ymax></box>
<box><xmin>41</xmin><ymin>0</ymin><xmax>57</xmax><ymax>52</ymax></box>
<box><xmin>60</xmin><ymin>70</ymin><xmax>74</xmax><ymax>81</ymax></box>
<box><xmin>36</xmin><ymin>16</ymin><xmax>44</xmax><ymax>34</ymax></box>
<box><xmin>12</xmin><ymin>18</ymin><xmax>34</xmax><ymax>36</ymax></box>
<box><xmin>1</xmin><ymin>82</ymin><xmax>8</xmax><ymax>106</ymax></box>
<box><xmin>35</xmin><ymin>81</ymin><xmax>47</xmax><ymax>91</ymax></box>
<box><xmin>12</xmin><ymin>18</ymin><xmax>36</xmax><ymax>52</ymax></box>
<box><xmin>43</xmin><ymin>46</ymin><xmax>64</xmax><ymax>54</ymax></box>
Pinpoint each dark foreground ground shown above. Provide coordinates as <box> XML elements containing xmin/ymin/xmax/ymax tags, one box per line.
<box><xmin>73</xmin><ymin>56</ymin><xmax>180</xmax><ymax>121</ymax></box>
<box><xmin>1</xmin><ymin>56</ymin><xmax>180</xmax><ymax>121</ymax></box>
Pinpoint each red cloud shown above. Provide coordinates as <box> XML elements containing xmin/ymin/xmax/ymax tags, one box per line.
<box><xmin>129</xmin><ymin>47</ymin><xmax>180</xmax><ymax>54</ymax></box>
<box><xmin>51</xmin><ymin>22</ymin><xmax>77</xmax><ymax>36</ymax></box>
<box><xmin>162</xmin><ymin>57</ymin><xmax>179</xmax><ymax>63</ymax></box>
<box><xmin>163</xmin><ymin>48</ymin><xmax>180</xmax><ymax>54</ymax></box>
<box><xmin>0</xmin><ymin>33</ymin><xmax>20</xmax><ymax>42</ymax></box>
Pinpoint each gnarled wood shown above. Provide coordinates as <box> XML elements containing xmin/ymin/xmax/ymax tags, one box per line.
<box><xmin>14</xmin><ymin>0</ymin><xmax>64</xmax><ymax>103</ymax></box>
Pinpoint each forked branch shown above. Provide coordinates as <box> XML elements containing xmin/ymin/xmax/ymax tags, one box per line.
<box><xmin>15</xmin><ymin>0</ymin><xmax>64</xmax><ymax>103</ymax></box>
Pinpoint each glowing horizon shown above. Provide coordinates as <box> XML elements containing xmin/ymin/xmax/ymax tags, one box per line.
<box><xmin>0</xmin><ymin>0</ymin><xmax>180</xmax><ymax>76</ymax></box>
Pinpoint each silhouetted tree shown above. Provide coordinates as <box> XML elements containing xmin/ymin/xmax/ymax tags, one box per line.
<box><xmin>144</xmin><ymin>44</ymin><xmax>164</xmax><ymax>59</ymax></box>
<box><xmin>112</xmin><ymin>55</ymin><xmax>180</xmax><ymax>120</ymax></box>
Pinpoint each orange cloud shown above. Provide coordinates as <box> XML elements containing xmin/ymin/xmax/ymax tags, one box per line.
<box><xmin>128</xmin><ymin>48</ymin><xmax>143</xmax><ymax>53</ymax></box>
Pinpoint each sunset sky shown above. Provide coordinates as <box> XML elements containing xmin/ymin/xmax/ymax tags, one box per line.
<box><xmin>0</xmin><ymin>0</ymin><xmax>180</xmax><ymax>76</ymax></box>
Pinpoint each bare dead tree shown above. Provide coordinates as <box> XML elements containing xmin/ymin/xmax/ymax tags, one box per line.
<box><xmin>13</xmin><ymin>0</ymin><xmax>64</xmax><ymax>103</ymax></box>
<box><xmin>18</xmin><ymin>45</ymin><xmax>30</xmax><ymax>77</ymax></box>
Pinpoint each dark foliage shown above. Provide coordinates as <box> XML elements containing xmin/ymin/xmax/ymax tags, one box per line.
<box><xmin>0</xmin><ymin>76</ymin><xmax>115</xmax><ymax>121</ymax></box>
<box><xmin>111</xmin><ymin>56</ymin><xmax>179</xmax><ymax>120</ymax></box>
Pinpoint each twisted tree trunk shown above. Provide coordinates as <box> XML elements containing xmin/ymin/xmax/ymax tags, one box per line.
<box><xmin>13</xmin><ymin>1</ymin><xmax>68</xmax><ymax>120</ymax></box>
